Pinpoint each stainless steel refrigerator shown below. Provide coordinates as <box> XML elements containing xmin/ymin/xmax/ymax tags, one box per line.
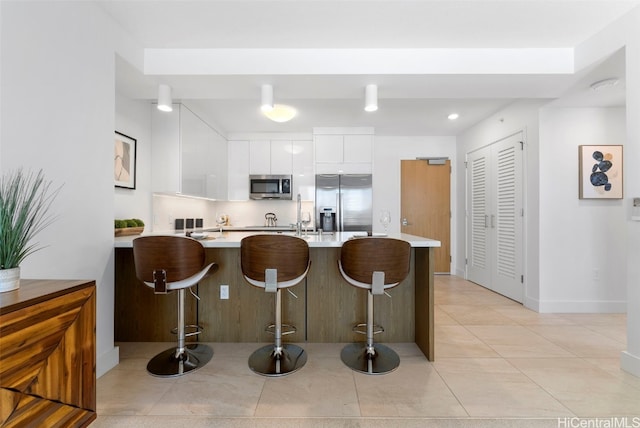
<box><xmin>315</xmin><ymin>174</ymin><xmax>372</xmax><ymax>232</ymax></box>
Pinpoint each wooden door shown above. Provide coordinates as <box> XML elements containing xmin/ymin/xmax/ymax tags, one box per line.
<box><xmin>401</xmin><ymin>159</ymin><xmax>451</xmax><ymax>273</ymax></box>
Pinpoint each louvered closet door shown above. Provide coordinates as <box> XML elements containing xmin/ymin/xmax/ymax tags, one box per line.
<box><xmin>466</xmin><ymin>133</ymin><xmax>524</xmax><ymax>303</ymax></box>
<box><xmin>467</xmin><ymin>148</ymin><xmax>492</xmax><ymax>287</ymax></box>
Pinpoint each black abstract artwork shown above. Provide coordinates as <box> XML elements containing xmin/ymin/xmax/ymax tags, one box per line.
<box><xmin>579</xmin><ymin>145</ymin><xmax>623</xmax><ymax>199</ymax></box>
<box><xmin>590</xmin><ymin>150</ymin><xmax>613</xmax><ymax>192</ymax></box>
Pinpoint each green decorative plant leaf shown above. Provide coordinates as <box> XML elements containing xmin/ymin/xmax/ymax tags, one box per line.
<box><xmin>0</xmin><ymin>169</ymin><xmax>61</xmax><ymax>269</ymax></box>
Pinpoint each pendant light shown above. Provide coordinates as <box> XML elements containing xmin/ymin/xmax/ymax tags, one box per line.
<box><xmin>261</xmin><ymin>84</ymin><xmax>274</xmax><ymax>112</ymax></box>
<box><xmin>364</xmin><ymin>84</ymin><xmax>378</xmax><ymax>112</ymax></box>
<box><xmin>157</xmin><ymin>84</ymin><xmax>173</xmax><ymax>112</ymax></box>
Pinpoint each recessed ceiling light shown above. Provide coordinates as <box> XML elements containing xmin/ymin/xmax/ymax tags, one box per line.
<box><xmin>590</xmin><ymin>78</ymin><xmax>619</xmax><ymax>91</ymax></box>
<box><xmin>448</xmin><ymin>113</ymin><xmax>459</xmax><ymax>120</ymax></box>
<box><xmin>263</xmin><ymin>104</ymin><xmax>297</xmax><ymax>123</ymax></box>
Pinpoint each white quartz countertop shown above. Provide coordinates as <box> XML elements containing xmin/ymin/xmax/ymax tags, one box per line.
<box><xmin>114</xmin><ymin>231</ymin><xmax>441</xmax><ymax>248</ymax></box>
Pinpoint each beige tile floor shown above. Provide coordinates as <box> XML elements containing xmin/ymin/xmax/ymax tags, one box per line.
<box><xmin>95</xmin><ymin>275</ymin><xmax>640</xmax><ymax>427</ymax></box>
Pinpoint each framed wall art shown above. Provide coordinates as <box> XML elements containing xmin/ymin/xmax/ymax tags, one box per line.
<box><xmin>578</xmin><ymin>145</ymin><xmax>623</xmax><ymax>199</ymax></box>
<box><xmin>114</xmin><ymin>131</ymin><xmax>137</xmax><ymax>189</ymax></box>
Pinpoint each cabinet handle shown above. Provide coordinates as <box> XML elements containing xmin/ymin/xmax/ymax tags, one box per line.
<box><xmin>491</xmin><ymin>214</ymin><xmax>495</xmax><ymax>229</ymax></box>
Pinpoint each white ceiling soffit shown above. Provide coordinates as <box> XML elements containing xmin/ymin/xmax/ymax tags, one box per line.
<box><xmin>108</xmin><ymin>0</ymin><xmax>638</xmax><ymax>136</ymax></box>
<box><xmin>100</xmin><ymin>1</ymin><xmax>640</xmax><ymax>49</ymax></box>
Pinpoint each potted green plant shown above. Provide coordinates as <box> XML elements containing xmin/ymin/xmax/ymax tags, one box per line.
<box><xmin>0</xmin><ymin>169</ymin><xmax>60</xmax><ymax>292</ymax></box>
<box><xmin>114</xmin><ymin>218</ymin><xmax>144</xmax><ymax>236</ymax></box>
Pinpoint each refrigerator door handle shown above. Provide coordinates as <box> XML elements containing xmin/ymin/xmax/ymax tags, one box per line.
<box><xmin>337</xmin><ymin>192</ymin><xmax>344</xmax><ymax>231</ymax></box>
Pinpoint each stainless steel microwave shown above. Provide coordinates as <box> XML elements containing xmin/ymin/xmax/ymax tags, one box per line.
<box><xmin>249</xmin><ymin>175</ymin><xmax>292</xmax><ymax>200</ymax></box>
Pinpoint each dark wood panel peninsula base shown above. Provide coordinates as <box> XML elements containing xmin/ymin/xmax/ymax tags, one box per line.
<box><xmin>0</xmin><ymin>279</ymin><xmax>96</xmax><ymax>428</ymax></box>
<box><xmin>115</xmin><ymin>242</ymin><xmax>434</xmax><ymax>361</ymax></box>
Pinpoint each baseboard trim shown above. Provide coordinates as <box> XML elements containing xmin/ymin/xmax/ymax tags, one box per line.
<box><xmin>621</xmin><ymin>351</ymin><xmax>640</xmax><ymax>378</ymax></box>
<box><xmin>97</xmin><ymin>345</ymin><xmax>120</xmax><ymax>378</ymax></box>
<box><xmin>536</xmin><ymin>300</ymin><xmax>626</xmax><ymax>313</ymax></box>
<box><xmin>523</xmin><ymin>296</ymin><xmax>540</xmax><ymax>312</ymax></box>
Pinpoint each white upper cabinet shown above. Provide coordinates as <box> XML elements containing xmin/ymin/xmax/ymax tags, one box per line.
<box><xmin>228</xmin><ymin>140</ymin><xmax>250</xmax><ymax>200</ymax></box>
<box><xmin>249</xmin><ymin>140</ymin><xmax>293</xmax><ymax>175</ymax></box>
<box><xmin>270</xmin><ymin>140</ymin><xmax>293</xmax><ymax>174</ymax></box>
<box><xmin>343</xmin><ymin>135</ymin><xmax>373</xmax><ymax>164</ymax></box>
<box><xmin>249</xmin><ymin>140</ymin><xmax>271</xmax><ymax>174</ymax></box>
<box><xmin>314</xmin><ymin>135</ymin><xmax>343</xmax><ymax>164</ymax></box>
<box><xmin>314</xmin><ymin>131</ymin><xmax>373</xmax><ymax>174</ymax></box>
<box><xmin>151</xmin><ymin>105</ymin><xmax>181</xmax><ymax>194</ymax></box>
<box><xmin>208</xmin><ymin>131</ymin><xmax>228</xmax><ymax>200</ymax></box>
<box><xmin>151</xmin><ymin>104</ymin><xmax>227</xmax><ymax>199</ymax></box>
<box><xmin>181</xmin><ymin>105</ymin><xmax>210</xmax><ymax>197</ymax></box>
<box><xmin>292</xmin><ymin>140</ymin><xmax>314</xmax><ymax>201</ymax></box>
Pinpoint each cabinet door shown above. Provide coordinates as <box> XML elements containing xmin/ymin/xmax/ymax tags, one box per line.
<box><xmin>343</xmin><ymin>135</ymin><xmax>372</xmax><ymax>163</ymax></box>
<box><xmin>314</xmin><ymin>135</ymin><xmax>343</xmax><ymax>163</ymax></box>
<box><xmin>151</xmin><ymin>105</ymin><xmax>181</xmax><ymax>193</ymax></box>
<box><xmin>270</xmin><ymin>140</ymin><xmax>293</xmax><ymax>174</ymax></box>
<box><xmin>228</xmin><ymin>140</ymin><xmax>250</xmax><ymax>200</ymax></box>
<box><xmin>181</xmin><ymin>105</ymin><xmax>210</xmax><ymax>197</ymax></box>
<box><xmin>208</xmin><ymin>132</ymin><xmax>228</xmax><ymax>200</ymax></box>
<box><xmin>249</xmin><ymin>140</ymin><xmax>271</xmax><ymax>174</ymax></box>
<box><xmin>292</xmin><ymin>140</ymin><xmax>314</xmax><ymax>200</ymax></box>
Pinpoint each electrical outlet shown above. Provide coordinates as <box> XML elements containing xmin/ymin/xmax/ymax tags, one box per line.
<box><xmin>220</xmin><ymin>285</ymin><xmax>229</xmax><ymax>300</ymax></box>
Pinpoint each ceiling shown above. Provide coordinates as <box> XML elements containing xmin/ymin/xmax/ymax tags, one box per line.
<box><xmin>106</xmin><ymin>0</ymin><xmax>637</xmax><ymax>136</ymax></box>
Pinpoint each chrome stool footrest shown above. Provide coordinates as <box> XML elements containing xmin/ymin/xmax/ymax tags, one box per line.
<box><xmin>265</xmin><ymin>323</ymin><xmax>297</xmax><ymax>336</ymax></box>
<box><xmin>352</xmin><ymin>323</ymin><xmax>384</xmax><ymax>335</ymax></box>
<box><xmin>170</xmin><ymin>324</ymin><xmax>204</xmax><ymax>338</ymax></box>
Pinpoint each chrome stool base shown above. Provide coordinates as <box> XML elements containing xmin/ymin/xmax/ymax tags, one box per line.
<box><xmin>248</xmin><ymin>343</ymin><xmax>307</xmax><ymax>377</ymax></box>
<box><xmin>147</xmin><ymin>343</ymin><xmax>213</xmax><ymax>378</ymax></box>
<box><xmin>340</xmin><ymin>343</ymin><xmax>400</xmax><ymax>375</ymax></box>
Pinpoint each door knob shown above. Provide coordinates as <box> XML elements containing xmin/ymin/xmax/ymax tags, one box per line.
<box><xmin>402</xmin><ymin>218</ymin><xmax>410</xmax><ymax>226</ymax></box>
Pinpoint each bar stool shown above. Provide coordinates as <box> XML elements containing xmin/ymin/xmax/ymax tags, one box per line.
<box><xmin>338</xmin><ymin>237</ymin><xmax>411</xmax><ymax>375</ymax></box>
<box><xmin>132</xmin><ymin>235</ymin><xmax>218</xmax><ymax>377</ymax></box>
<box><xmin>240</xmin><ymin>234</ymin><xmax>310</xmax><ymax>376</ymax></box>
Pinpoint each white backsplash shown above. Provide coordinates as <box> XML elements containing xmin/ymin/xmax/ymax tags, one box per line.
<box><xmin>152</xmin><ymin>194</ymin><xmax>315</xmax><ymax>232</ymax></box>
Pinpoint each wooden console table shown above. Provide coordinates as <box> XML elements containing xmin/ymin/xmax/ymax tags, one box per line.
<box><xmin>0</xmin><ymin>279</ymin><xmax>96</xmax><ymax>427</ymax></box>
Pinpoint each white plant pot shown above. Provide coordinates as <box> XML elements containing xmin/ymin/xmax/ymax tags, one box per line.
<box><xmin>0</xmin><ymin>267</ymin><xmax>20</xmax><ymax>293</ymax></box>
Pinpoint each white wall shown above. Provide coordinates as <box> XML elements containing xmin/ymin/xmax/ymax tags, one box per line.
<box><xmin>115</xmin><ymin>93</ymin><xmax>152</xmax><ymax>226</ymax></box>
<box><xmin>1</xmin><ymin>1</ymin><xmax>121</xmax><ymax>376</ymax></box>
<box><xmin>456</xmin><ymin>100</ymin><xmax>544</xmax><ymax>303</ymax></box>
<box><xmin>622</xmin><ymin>6</ymin><xmax>640</xmax><ymax>379</ymax></box>
<box><xmin>574</xmin><ymin>5</ymin><xmax>640</xmax><ymax>377</ymax></box>
<box><xmin>374</xmin><ymin>136</ymin><xmax>457</xmax><ymax>268</ymax></box>
<box><xmin>538</xmin><ymin>107</ymin><xmax>627</xmax><ymax>312</ymax></box>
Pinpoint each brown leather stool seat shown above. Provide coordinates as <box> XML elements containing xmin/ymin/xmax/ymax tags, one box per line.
<box><xmin>240</xmin><ymin>234</ymin><xmax>310</xmax><ymax>376</ymax></box>
<box><xmin>132</xmin><ymin>235</ymin><xmax>218</xmax><ymax>377</ymax></box>
<box><xmin>338</xmin><ymin>237</ymin><xmax>411</xmax><ymax>374</ymax></box>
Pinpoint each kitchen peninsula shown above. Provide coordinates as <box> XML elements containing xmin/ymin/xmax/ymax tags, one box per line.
<box><xmin>114</xmin><ymin>232</ymin><xmax>439</xmax><ymax>360</ymax></box>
